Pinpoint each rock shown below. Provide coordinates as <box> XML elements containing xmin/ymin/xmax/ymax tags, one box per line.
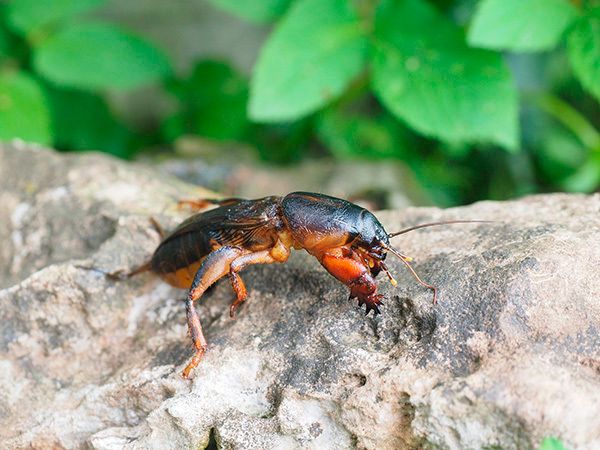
<box><xmin>1</xmin><ymin>142</ymin><xmax>599</xmax><ymax>450</ymax></box>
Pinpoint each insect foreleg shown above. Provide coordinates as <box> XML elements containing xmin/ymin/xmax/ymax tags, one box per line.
<box><xmin>318</xmin><ymin>247</ymin><xmax>384</xmax><ymax>315</ymax></box>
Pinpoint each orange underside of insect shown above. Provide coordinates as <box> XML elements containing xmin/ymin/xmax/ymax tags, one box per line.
<box><xmin>146</xmin><ymin>192</ymin><xmax>476</xmax><ymax>379</ymax></box>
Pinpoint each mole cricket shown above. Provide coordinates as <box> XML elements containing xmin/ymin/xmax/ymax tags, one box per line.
<box><xmin>125</xmin><ymin>192</ymin><xmax>485</xmax><ymax>378</ymax></box>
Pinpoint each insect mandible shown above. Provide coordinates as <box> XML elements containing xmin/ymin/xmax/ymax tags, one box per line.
<box><xmin>132</xmin><ymin>192</ymin><xmax>483</xmax><ymax>378</ymax></box>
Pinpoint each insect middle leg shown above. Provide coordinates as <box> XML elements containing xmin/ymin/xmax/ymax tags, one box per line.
<box><xmin>228</xmin><ymin>241</ymin><xmax>291</xmax><ymax>318</ymax></box>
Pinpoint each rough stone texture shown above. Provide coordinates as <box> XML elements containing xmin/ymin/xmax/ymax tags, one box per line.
<box><xmin>1</xmin><ymin>143</ymin><xmax>599</xmax><ymax>450</ymax></box>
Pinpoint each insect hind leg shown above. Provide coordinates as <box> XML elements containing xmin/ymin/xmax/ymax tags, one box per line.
<box><xmin>183</xmin><ymin>297</ymin><xmax>207</xmax><ymax>379</ymax></box>
<box><xmin>183</xmin><ymin>246</ymin><xmax>244</xmax><ymax>378</ymax></box>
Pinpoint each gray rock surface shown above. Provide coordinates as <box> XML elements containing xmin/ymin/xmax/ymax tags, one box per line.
<box><xmin>1</xmin><ymin>143</ymin><xmax>599</xmax><ymax>450</ymax></box>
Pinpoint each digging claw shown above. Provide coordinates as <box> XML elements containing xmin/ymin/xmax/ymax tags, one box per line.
<box><xmin>357</xmin><ymin>293</ymin><xmax>384</xmax><ymax>316</ymax></box>
<box><xmin>364</xmin><ymin>304</ymin><xmax>381</xmax><ymax>316</ymax></box>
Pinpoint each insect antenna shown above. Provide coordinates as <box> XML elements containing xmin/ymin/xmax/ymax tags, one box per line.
<box><xmin>384</xmin><ymin>219</ymin><xmax>492</xmax><ymax>303</ymax></box>
<box><xmin>388</xmin><ymin>220</ymin><xmax>492</xmax><ymax>237</ymax></box>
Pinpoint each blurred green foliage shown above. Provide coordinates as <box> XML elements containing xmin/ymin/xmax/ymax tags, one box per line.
<box><xmin>538</xmin><ymin>436</ymin><xmax>569</xmax><ymax>450</ymax></box>
<box><xmin>0</xmin><ymin>0</ymin><xmax>170</xmax><ymax>157</ymax></box>
<box><xmin>1</xmin><ymin>0</ymin><xmax>600</xmax><ymax>206</ymax></box>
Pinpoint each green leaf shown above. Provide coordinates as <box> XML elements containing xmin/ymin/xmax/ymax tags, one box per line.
<box><xmin>317</xmin><ymin>107</ymin><xmax>408</xmax><ymax>159</ymax></box>
<box><xmin>251</xmin><ymin>120</ymin><xmax>312</xmax><ymax>163</ymax></box>
<box><xmin>536</xmin><ymin>126</ymin><xmax>587</xmax><ymax>181</ymax></box>
<box><xmin>249</xmin><ymin>0</ymin><xmax>368</xmax><ymax>122</ymax></box>
<box><xmin>6</xmin><ymin>0</ymin><xmax>104</xmax><ymax>35</ymax></box>
<box><xmin>160</xmin><ymin>112</ymin><xmax>188</xmax><ymax>143</ymax></box>
<box><xmin>0</xmin><ymin>27</ymin><xmax>29</xmax><ymax>65</ymax></box>
<box><xmin>33</xmin><ymin>23</ymin><xmax>172</xmax><ymax>90</ymax></box>
<box><xmin>46</xmin><ymin>86</ymin><xmax>135</xmax><ymax>158</ymax></box>
<box><xmin>168</xmin><ymin>60</ymin><xmax>250</xmax><ymax>141</ymax></box>
<box><xmin>562</xmin><ymin>153</ymin><xmax>600</xmax><ymax>192</ymax></box>
<box><xmin>0</xmin><ymin>27</ymin><xmax>10</xmax><ymax>60</ymax></box>
<box><xmin>468</xmin><ymin>0</ymin><xmax>578</xmax><ymax>52</ymax></box>
<box><xmin>0</xmin><ymin>7</ymin><xmax>29</xmax><ymax>64</ymax></box>
<box><xmin>0</xmin><ymin>71</ymin><xmax>51</xmax><ymax>144</ymax></box>
<box><xmin>538</xmin><ymin>437</ymin><xmax>569</xmax><ymax>450</ymax></box>
<box><xmin>568</xmin><ymin>11</ymin><xmax>600</xmax><ymax>102</ymax></box>
<box><xmin>207</xmin><ymin>0</ymin><xmax>293</xmax><ymax>23</ymax></box>
<box><xmin>372</xmin><ymin>0</ymin><xmax>519</xmax><ymax>150</ymax></box>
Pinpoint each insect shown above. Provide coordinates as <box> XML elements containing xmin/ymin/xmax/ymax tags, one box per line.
<box><xmin>142</xmin><ymin>192</ymin><xmax>483</xmax><ymax>379</ymax></box>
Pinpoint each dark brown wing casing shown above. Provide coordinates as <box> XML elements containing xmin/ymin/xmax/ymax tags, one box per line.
<box><xmin>151</xmin><ymin>196</ymin><xmax>283</xmax><ymax>288</ymax></box>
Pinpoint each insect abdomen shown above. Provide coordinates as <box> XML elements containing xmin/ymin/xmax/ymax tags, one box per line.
<box><xmin>151</xmin><ymin>231</ymin><xmax>211</xmax><ymax>288</ymax></box>
<box><xmin>150</xmin><ymin>196</ymin><xmax>283</xmax><ymax>289</ymax></box>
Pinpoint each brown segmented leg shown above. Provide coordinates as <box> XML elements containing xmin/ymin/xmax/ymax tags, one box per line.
<box><xmin>149</xmin><ymin>217</ymin><xmax>166</xmax><ymax>239</ymax></box>
<box><xmin>183</xmin><ymin>246</ymin><xmax>245</xmax><ymax>379</ymax></box>
<box><xmin>183</xmin><ymin>298</ymin><xmax>207</xmax><ymax>378</ymax></box>
<box><xmin>227</xmin><ymin>242</ymin><xmax>291</xmax><ymax>318</ymax></box>
<box><xmin>228</xmin><ymin>271</ymin><xmax>247</xmax><ymax>319</ymax></box>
